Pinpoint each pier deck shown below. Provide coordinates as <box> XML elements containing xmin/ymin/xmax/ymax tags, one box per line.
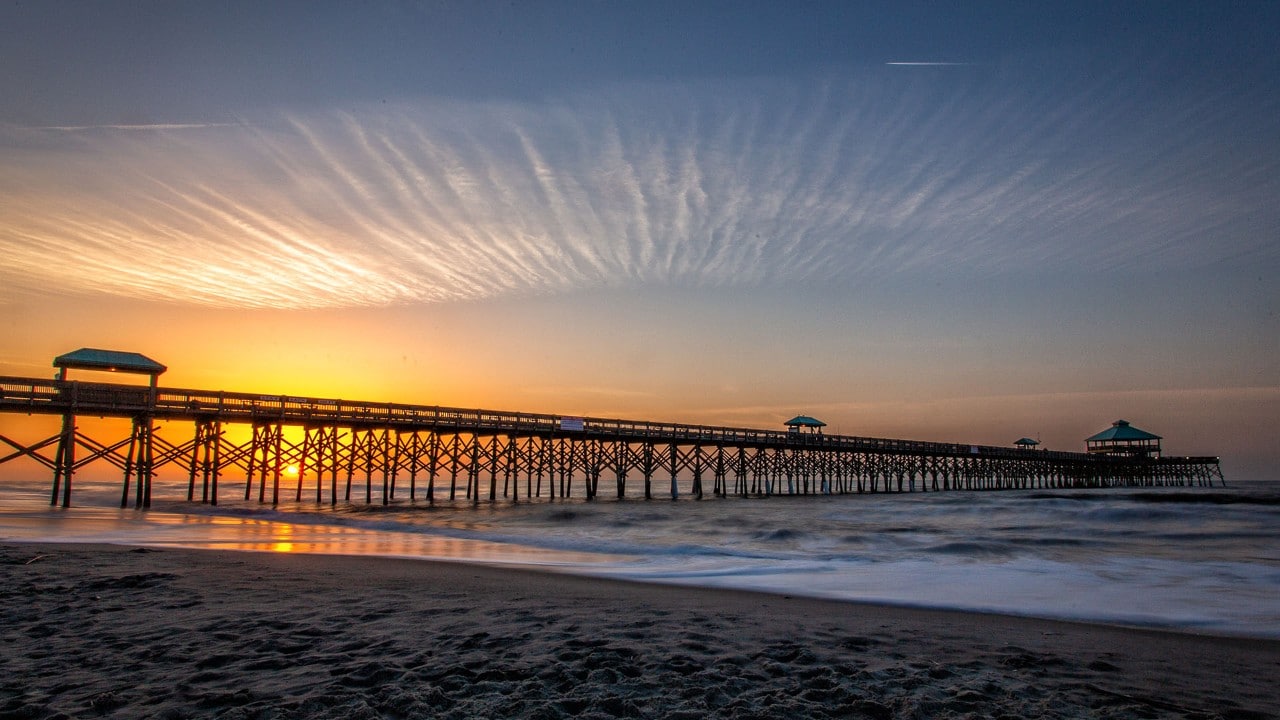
<box><xmin>0</xmin><ymin>376</ymin><xmax>1223</xmax><ymax>508</ymax></box>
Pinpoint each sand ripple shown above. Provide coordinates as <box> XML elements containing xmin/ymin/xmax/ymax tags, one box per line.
<box><xmin>2</xmin><ymin>544</ymin><xmax>1276</xmax><ymax>719</ymax></box>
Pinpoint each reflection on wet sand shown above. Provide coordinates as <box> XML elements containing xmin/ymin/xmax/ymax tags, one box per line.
<box><xmin>1</xmin><ymin>503</ymin><xmax>632</xmax><ymax>569</ymax></box>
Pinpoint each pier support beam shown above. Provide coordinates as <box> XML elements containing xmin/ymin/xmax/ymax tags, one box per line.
<box><xmin>51</xmin><ymin>412</ymin><xmax>75</xmax><ymax>508</ymax></box>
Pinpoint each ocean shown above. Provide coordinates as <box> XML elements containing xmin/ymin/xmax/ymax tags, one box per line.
<box><xmin>2</xmin><ymin>477</ymin><xmax>1277</xmax><ymax>639</ymax></box>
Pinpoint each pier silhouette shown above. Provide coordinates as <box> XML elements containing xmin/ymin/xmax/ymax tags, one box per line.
<box><xmin>1</xmin><ymin>371</ymin><xmax>1223</xmax><ymax>509</ymax></box>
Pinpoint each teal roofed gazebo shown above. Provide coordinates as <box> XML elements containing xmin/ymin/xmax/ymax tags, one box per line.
<box><xmin>1085</xmin><ymin>420</ymin><xmax>1161</xmax><ymax>458</ymax></box>
<box><xmin>784</xmin><ymin>415</ymin><xmax>826</xmax><ymax>434</ymax></box>
<box><xmin>54</xmin><ymin>348</ymin><xmax>167</xmax><ymax>387</ymax></box>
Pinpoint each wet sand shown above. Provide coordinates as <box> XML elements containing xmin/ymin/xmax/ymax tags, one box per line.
<box><xmin>2</xmin><ymin>542</ymin><xmax>1277</xmax><ymax>719</ymax></box>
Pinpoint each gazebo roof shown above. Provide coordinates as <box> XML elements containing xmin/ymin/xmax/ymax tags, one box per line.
<box><xmin>1014</xmin><ymin>437</ymin><xmax>1039</xmax><ymax>446</ymax></box>
<box><xmin>784</xmin><ymin>415</ymin><xmax>827</xmax><ymax>428</ymax></box>
<box><xmin>1086</xmin><ymin>420</ymin><xmax>1160</xmax><ymax>443</ymax></box>
<box><xmin>54</xmin><ymin>348</ymin><xmax>167</xmax><ymax>376</ymax></box>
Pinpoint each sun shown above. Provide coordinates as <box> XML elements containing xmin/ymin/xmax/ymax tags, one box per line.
<box><xmin>284</xmin><ymin>463</ymin><xmax>300</xmax><ymax>477</ymax></box>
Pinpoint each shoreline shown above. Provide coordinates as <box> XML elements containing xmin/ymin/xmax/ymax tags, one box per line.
<box><xmin>4</xmin><ymin>484</ymin><xmax>1278</xmax><ymax>644</ymax></box>
<box><xmin>6</xmin><ymin>534</ymin><xmax>1277</xmax><ymax>644</ymax></box>
<box><xmin>4</xmin><ymin>542</ymin><xmax>1278</xmax><ymax>719</ymax></box>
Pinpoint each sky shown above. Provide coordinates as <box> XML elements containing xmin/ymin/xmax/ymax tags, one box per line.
<box><xmin>1</xmin><ymin>1</ymin><xmax>1277</xmax><ymax>478</ymax></box>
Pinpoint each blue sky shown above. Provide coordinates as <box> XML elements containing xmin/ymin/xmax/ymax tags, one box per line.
<box><xmin>1</xmin><ymin>2</ymin><xmax>1277</xmax><ymax>477</ymax></box>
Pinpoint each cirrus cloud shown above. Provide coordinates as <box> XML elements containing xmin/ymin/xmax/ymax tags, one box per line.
<box><xmin>1</xmin><ymin>70</ymin><xmax>1274</xmax><ymax>309</ymax></box>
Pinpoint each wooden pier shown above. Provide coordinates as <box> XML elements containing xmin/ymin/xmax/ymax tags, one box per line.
<box><xmin>0</xmin><ymin>376</ymin><xmax>1224</xmax><ymax>508</ymax></box>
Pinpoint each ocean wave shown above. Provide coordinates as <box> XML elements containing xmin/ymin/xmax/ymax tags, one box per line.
<box><xmin>1026</xmin><ymin>490</ymin><xmax>1280</xmax><ymax>506</ymax></box>
<box><xmin>922</xmin><ymin>541</ymin><xmax>1016</xmax><ymax>558</ymax></box>
<box><xmin>751</xmin><ymin>528</ymin><xmax>810</xmax><ymax>542</ymax></box>
<box><xmin>5</xmin><ymin>482</ymin><xmax>1279</xmax><ymax>638</ymax></box>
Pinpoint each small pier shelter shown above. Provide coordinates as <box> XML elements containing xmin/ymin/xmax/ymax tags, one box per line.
<box><xmin>1085</xmin><ymin>420</ymin><xmax>1161</xmax><ymax>458</ymax></box>
<box><xmin>1014</xmin><ymin>437</ymin><xmax>1040</xmax><ymax>450</ymax></box>
<box><xmin>55</xmin><ymin>348</ymin><xmax>167</xmax><ymax>387</ymax></box>
<box><xmin>50</xmin><ymin>349</ymin><xmax>167</xmax><ymax>508</ymax></box>
<box><xmin>785</xmin><ymin>415</ymin><xmax>826</xmax><ymax>435</ymax></box>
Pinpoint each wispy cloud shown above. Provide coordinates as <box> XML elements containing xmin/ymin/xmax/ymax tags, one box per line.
<box><xmin>1</xmin><ymin>70</ymin><xmax>1274</xmax><ymax>309</ymax></box>
<box><xmin>684</xmin><ymin>387</ymin><xmax>1280</xmax><ymax>445</ymax></box>
<box><xmin>704</xmin><ymin>386</ymin><xmax>1280</xmax><ymax>417</ymax></box>
<box><xmin>34</xmin><ymin>123</ymin><xmax>237</xmax><ymax>131</ymax></box>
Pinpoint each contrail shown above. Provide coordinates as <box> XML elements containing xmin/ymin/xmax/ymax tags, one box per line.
<box><xmin>34</xmin><ymin>123</ymin><xmax>236</xmax><ymax>131</ymax></box>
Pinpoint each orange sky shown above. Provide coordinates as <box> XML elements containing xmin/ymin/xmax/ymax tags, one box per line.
<box><xmin>2</xmin><ymin>286</ymin><xmax>1274</xmax><ymax>479</ymax></box>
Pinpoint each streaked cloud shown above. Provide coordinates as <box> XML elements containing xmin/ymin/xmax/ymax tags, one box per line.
<box><xmin>34</xmin><ymin>123</ymin><xmax>237</xmax><ymax>131</ymax></box>
<box><xmin>702</xmin><ymin>385</ymin><xmax>1280</xmax><ymax>418</ymax></box>
<box><xmin>1</xmin><ymin>70</ymin><xmax>1274</xmax><ymax>309</ymax></box>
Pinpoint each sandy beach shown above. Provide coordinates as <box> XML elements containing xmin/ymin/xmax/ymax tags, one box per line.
<box><xmin>2</xmin><ymin>542</ymin><xmax>1276</xmax><ymax>720</ymax></box>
